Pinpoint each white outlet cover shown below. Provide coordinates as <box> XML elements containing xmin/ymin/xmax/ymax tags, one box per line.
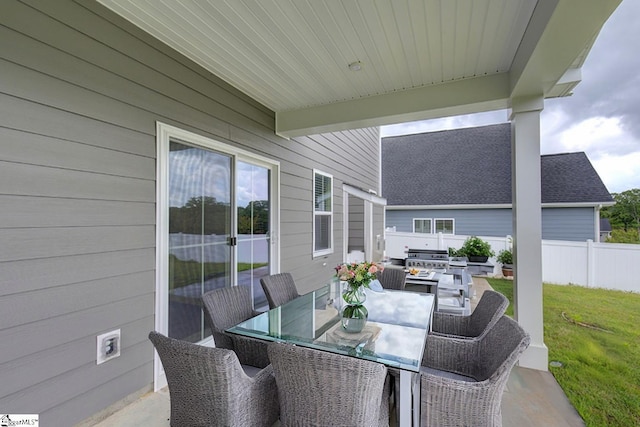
<box><xmin>97</xmin><ymin>329</ymin><xmax>121</xmax><ymax>365</ymax></box>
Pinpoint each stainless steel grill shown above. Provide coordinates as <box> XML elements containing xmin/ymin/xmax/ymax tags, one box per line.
<box><xmin>405</xmin><ymin>249</ymin><xmax>449</xmax><ymax>271</ymax></box>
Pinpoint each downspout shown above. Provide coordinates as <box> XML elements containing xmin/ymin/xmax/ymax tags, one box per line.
<box><xmin>595</xmin><ymin>204</ymin><xmax>602</xmax><ymax>243</ymax></box>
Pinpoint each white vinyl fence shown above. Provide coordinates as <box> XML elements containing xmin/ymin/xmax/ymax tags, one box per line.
<box><xmin>385</xmin><ymin>231</ymin><xmax>640</xmax><ymax>293</ymax></box>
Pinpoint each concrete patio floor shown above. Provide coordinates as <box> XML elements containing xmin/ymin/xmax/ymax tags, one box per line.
<box><xmin>90</xmin><ymin>364</ymin><xmax>584</xmax><ymax>427</ymax></box>
<box><xmin>90</xmin><ymin>278</ymin><xmax>585</xmax><ymax>427</ymax></box>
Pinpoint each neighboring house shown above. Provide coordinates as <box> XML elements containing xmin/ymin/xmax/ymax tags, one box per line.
<box><xmin>600</xmin><ymin>218</ymin><xmax>613</xmax><ymax>241</ymax></box>
<box><xmin>382</xmin><ymin>124</ymin><xmax>614</xmax><ymax>242</ymax></box>
<box><xmin>0</xmin><ymin>1</ymin><xmax>620</xmax><ymax>426</ymax></box>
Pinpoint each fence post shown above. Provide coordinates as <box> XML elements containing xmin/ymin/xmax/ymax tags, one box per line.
<box><xmin>437</xmin><ymin>232</ymin><xmax>444</xmax><ymax>250</ymax></box>
<box><xmin>587</xmin><ymin>239</ymin><xmax>594</xmax><ymax>287</ymax></box>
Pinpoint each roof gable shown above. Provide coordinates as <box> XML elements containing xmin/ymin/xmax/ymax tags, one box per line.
<box><xmin>382</xmin><ymin>123</ymin><xmax>613</xmax><ymax>206</ymax></box>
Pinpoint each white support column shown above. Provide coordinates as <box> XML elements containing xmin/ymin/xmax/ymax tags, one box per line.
<box><xmin>510</xmin><ymin>96</ymin><xmax>548</xmax><ymax>371</ymax></box>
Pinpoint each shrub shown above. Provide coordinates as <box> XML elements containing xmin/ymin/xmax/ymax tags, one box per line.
<box><xmin>458</xmin><ymin>236</ymin><xmax>494</xmax><ymax>258</ymax></box>
<box><xmin>496</xmin><ymin>249</ymin><xmax>513</xmax><ymax>265</ymax></box>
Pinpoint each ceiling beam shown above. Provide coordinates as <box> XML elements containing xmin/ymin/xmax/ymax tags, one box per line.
<box><xmin>510</xmin><ymin>0</ymin><xmax>621</xmax><ymax>98</ymax></box>
<box><xmin>276</xmin><ymin>73</ymin><xmax>510</xmax><ymax>138</ymax></box>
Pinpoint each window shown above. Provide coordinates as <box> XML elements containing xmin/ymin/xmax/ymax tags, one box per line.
<box><xmin>435</xmin><ymin>218</ymin><xmax>455</xmax><ymax>234</ymax></box>
<box><xmin>413</xmin><ymin>218</ymin><xmax>432</xmax><ymax>233</ymax></box>
<box><xmin>313</xmin><ymin>170</ymin><xmax>333</xmax><ymax>256</ymax></box>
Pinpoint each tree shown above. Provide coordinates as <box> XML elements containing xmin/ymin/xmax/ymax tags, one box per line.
<box><xmin>237</xmin><ymin>200</ymin><xmax>269</xmax><ymax>234</ymax></box>
<box><xmin>604</xmin><ymin>189</ymin><xmax>640</xmax><ymax>241</ymax></box>
<box><xmin>169</xmin><ymin>196</ymin><xmax>230</xmax><ymax>235</ymax></box>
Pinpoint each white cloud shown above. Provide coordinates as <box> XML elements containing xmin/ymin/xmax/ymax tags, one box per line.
<box><xmin>591</xmin><ymin>152</ymin><xmax>640</xmax><ymax>194</ymax></box>
<box><xmin>237</xmin><ymin>162</ymin><xmax>269</xmax><ymax>208</ymax></box>
<box><xmin>539</xmin><ymin>111</ymin><xmax>640</xmax><ymax>192</ymax></box>
<box><xmin>557</xmin><ymin>116</ymin><xmax>624</xmax><ymax>152</ymax></box>
<box><xmin>381</xmin><ymin>110</ymin><xmax>508</xmax><ymax>137</ymax></box>
<box><xmin>540</xmin><ymin>107</ymin><xmax>570</xmax><ymax>153</ymax></box>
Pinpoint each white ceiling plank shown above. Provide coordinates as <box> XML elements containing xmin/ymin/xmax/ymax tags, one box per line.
<box><xmin>407</xmin><ymin>0</ymin><xmax>433</xmax><ymax>85</ymax></box>
<box><xmin>98</xmin><ymin>0</ymin><xmax>621</xmax><ymax>135</ymax></box>
<box><xmin>451</xmin><ymin>0</ymin><xmax>473</xmax><ymax>81</ymax></box>
<box><xmin>388</xmin><ymin>0</ymin><xmax>422</xmax><ymax>88</ymax></box>
<box><xmin>371</xmin><ymin>0</ymin><xmax>415</xmax><ymax>91</ymax></box>
<box><xmin>424</xmin><ymin>0</ymin><xmax>444</xmax><ymax>83</ymax></box>
<box><xmin>349</xmin><ymin>1</ymin><xmax>397</xmax><ymax>94</ymax></box>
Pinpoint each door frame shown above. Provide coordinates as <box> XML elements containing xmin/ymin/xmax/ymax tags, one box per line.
<box><xmin>342</xmin><ymin>184</ymin><xmax>386</xmax><ymax>262</ymax></box>
<box><xmin>154</xmin><ymin>122</ymin><xmax>280</xmax><ymax>390</ymax></box>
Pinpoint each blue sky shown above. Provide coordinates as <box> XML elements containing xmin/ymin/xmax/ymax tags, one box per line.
<box><xmin>382</xmin><ymin>0</ymin><xmax>640</xmax><ymax>195</ymax></box>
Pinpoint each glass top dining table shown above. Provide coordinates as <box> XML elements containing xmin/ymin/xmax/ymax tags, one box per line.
<box><xmin>227</xmin><ymin>281</ymin><xmax>435</xmax><ymax>372</ymax></box>
<box><xmin>227</xmin><ymin>281</ymin><xmax>435</xmax><ymax>426</ymax></box>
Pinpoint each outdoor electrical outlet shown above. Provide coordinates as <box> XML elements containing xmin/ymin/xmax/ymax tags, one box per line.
<box><xmin>96</xmin><ymin>329</ymin><xmax>121</xmax><ymax>365</ymax></box>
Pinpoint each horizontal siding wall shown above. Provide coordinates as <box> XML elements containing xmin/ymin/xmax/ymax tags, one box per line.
<box><xmin>386</xmin><ymin>207</ymin><xmax>596</xmax><ymax>241</ymax></box>
<box><xmin>541</xmin><ymin>207</ymin><xmax>595</xmax><ymax>241</ymax></box>
<box><xmin>348</xmin><ymin>196</ymin><xmax>365</xmax><ymax>252</ymax></box>
<box><xmin>0</xmin><ymin>1</ymin><xmax>382</xmax><ymax>425</ymax></box>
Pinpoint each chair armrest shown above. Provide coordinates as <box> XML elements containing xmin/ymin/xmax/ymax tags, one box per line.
<box><xmin>431</xmin><ymin>311</ymin><xmax>471</xmax><ymax>336</ymax></box>
<box><xmin>422</xmin><ymin>334</ymin><xmax>479</xmax><ymax>377</ymax></box>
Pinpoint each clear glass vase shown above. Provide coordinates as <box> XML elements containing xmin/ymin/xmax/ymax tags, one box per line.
<box><xmin>340</xmin><ymin>303</ymin><xmax>368</xmax><ymax>333</ymax></box>
<box><xmin>342</xmin><ymin>284</ymin><xmax>367</xmax><ymax>305</ymax></box>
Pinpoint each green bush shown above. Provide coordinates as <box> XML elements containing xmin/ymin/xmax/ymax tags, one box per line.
<box><xmin>448</xmin><ymin>247</ymin><xmax>462</xmax><ymax>257</ymax></box>
<box><xmin>458</xmin><ymin>236</ymin><xmax>494</xmax><ymax>258</ymax></box>
<box><xmin>606</xmin><ymin>228</ymin><xmax>640</xmax><ymax>243</ymax></box>
<box><xmin>496</xmin><ymin>249</ymin><xmax>513</xmax><ymax>265</ymax></box>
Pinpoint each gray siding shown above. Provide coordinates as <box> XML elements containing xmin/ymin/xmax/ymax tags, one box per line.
<box><xmin>0</xmin><ymin>1</ymin><xmax>382</xmax><ymax>425</ymax></box>
<box><xmin>373</xmin><ymin>205</ymin><xmax>386</xmax><ymax>261</ymax></box>
<box><xmin>386</xmin><ymin>207</ymin><xmax>596</xmax><ymax>241</ymax></box>
<box><xmin>541</xmin><ymin>207</ymin><xmax>596</xmax><ymax>241</ymax></box>
<box><xmin>348</xmin><ymin>196</ymin><xmax>365</xmax><ymax>252</ymax></box>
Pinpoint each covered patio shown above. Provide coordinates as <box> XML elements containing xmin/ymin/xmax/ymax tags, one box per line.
<box><xmin>0</xmin><ymin>1</ymin><xmax>622</xmax><ymax>425</ymax></box>
<box><xmin>89</xmin><ymin>278</ymin><xmax>585</xmax><ymax>427</ymax></box>
<box><xmin>98</xmin><ymin>0</ymin><xmax>622</xmax><ymax>372</ymax></box>
<box><xmin>91</xmin><ymin>367</ymin><xmax>585</xmax><ymax>427</ymax></box>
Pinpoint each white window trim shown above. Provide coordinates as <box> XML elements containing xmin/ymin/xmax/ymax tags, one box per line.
<box><xmin>412</xmin><ymin>218</ymin><xmax>433</xmax><ymax>233</ymax></box>
<box><xmin>434</xmin><ymin>218</ymin><xmax>455</xmax><ymax>234</ymax></box>
<box><xmin>313</xmin><ymin>169</ymin><xmax>333</xmax><ymax>257</ymax></box>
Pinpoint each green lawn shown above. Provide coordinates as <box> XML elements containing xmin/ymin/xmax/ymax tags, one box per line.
<box><xmin>169</xmin><ymin>254</ymin><xmax>267</xmax><ymax>289</ymax></box>
<box><xmin>487</xmin><ymin>278</ymin><xmax>640</xmax><ymax>427</ymax></box>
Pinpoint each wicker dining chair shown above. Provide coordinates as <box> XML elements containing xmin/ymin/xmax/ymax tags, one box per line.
<box><xmin>420</xmin><ymin>315</ymin><xmax>530</xmax><ymax>427</ymax></box>
<box><xmin>267</xmin><ymin>342</ymin><xmax>391</xmax><ymax>427</ymax></box>
<box><xmin>377</xmin><ymin>268</ymin><xmax>406</xmax><ymax>290</ymax></box>
<box><xmin>431</xmin><ymin>289</ymin><xmax>509</xmax><ymax>339</ymax></box>
<box><xmin>148</xmin><ymin>331</ymin><xmax>279</xmax><ymax>427</ymax></box>
<box><xmin>259</xmin><ymin>272</ymin><xmax>300</xmax><ymax>309</ymax></box>
<box><xmin>201</xmin><ymin>286</ymin><xmax>269</xmax><ymax>368</ymax></box>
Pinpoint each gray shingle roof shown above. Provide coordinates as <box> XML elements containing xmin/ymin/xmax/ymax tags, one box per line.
<box><xmin>381</xmin><ymin>123</ymin><xmax>613</xmax><ymax>206</ymax></box>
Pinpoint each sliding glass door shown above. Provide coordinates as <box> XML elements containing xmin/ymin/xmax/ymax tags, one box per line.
<box><xmin>157</xmin><ymin>123</ymin><xmax>279</xmax><ymax>348</ymax></box>
<box><xmin>236</xmin><ymin>161</ymin><xmax>271</xmax><ymax>311</ymax></box>
<box><xmin>167</xmin><ymin>141</ymin><xmax>232</xmax><ymax>343</ymax></box>
<box><xmin>156</xmin><ymin>123</ymin><xmax>279</xmax><ymax>389</ymax></box>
